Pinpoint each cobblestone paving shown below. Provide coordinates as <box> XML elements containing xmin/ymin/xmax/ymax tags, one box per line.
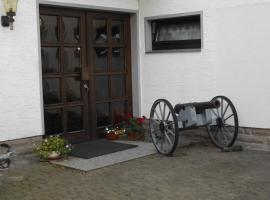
<box><xmin>0</xmin><ymin>144</ymin><xmax>270</xmax><ymax>200</ymax></box>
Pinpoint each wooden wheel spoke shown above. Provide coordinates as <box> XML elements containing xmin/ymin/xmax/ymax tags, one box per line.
<box><xmin>166</xmin><ymin>111</ymin><xmax>171</xmax><ymax>122</ymax></box>
<box><xmin>156</xmin><ymin>134</ymin><xmax>163</xmax><ymax>144</ymax></box>
<box><xmin>154</xmin><ymin>110</ymin><xmax>161</xmax><ymax>121</ymax></box>
<box><xmin>221</xmin><ymin>128</ymin><xmax>229</xmax><ymax>144</ymax></box>
<box><xmin>221</xmin><ymin>98</ymin><xmax>223</xmax><ymax>117</ymax></box>
<box><xmin>214</xmin><ymin>127</ymin><xmax>220</xmax><ymax>140</ymax></box>
<box><xmin>223</xmin><ymin>125</ymin><xmax>233</xmax><ymax>132</ymax></box>
<box><xmin>150</xmin><ymin>122</ymin><xmax>159</xmax><ymax>130</ymax></box>
<box><xmin>226</xmin><ymin>126</ymin><xmax>234</xmax><ymax>135</ymax></box>
<box><xmin>211</xmin><ymin>109</ymin><xmax>218</xmax><ymax>118</ymax></box>
<box><xmin>151</xmin><ymin>125</ymin><xmax>159</xmax><ymax>132</ymax></box>
<box><xmin>224</xmin><ymin>114</ymin><xmax>234</xmax><ymax>122</ymax></box>
<box><xmin>216</xmin><ymin>108</ymin><xmax>220</xmax><ymax>117</ymax></box>
<box><xmin>165</xmin><ymin>127</ymin><xmax>175</xmax><ymax>136</ymax></box>
<box><xmin>158</xmin><ymin>103</ymin><xmax>163</xmax><ymax>121</ymax></box>
<box><xmin>162</xmin><ymin>103</ymin><xmax>166</xmax><ymax>120</ymax></box>
<box><xmin>164</xmin><ymin>132</ymin><xmax>173</xmax><ymax>145</ymax></box>
<box><xmin>164</xmin><ymin>121</ymin><xmax>174</xmax><ymax>127</ymax></box>
<box><xmin>223</xmin><ymin>127</ymin><xmax>232</xmax><ymax>139</ymax></box>
<box><xmin>222</xmin><ymin>103</ymin><xmax>229</xmax><ymax>119</ymax></box>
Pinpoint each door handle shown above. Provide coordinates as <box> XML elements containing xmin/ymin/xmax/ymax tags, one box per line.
<box><xmin>81</xmin><ymin>81</ymin><xmax>89</xmax><ymax>92</ymax></box>
<box><xmin>83</xmin><ymin>83</ymin><xmax>89</xmax><ymax>91</ymax></box>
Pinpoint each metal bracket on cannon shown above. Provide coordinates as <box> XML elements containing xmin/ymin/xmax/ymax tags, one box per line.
<box><xmin>0</xmin><ymin>144</ymin><xmax>16</xmax><ymax>169</ymax></box>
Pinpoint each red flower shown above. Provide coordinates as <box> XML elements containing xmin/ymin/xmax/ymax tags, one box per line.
<box><xmin>136</xmin><ymin>117</ymin><xmax>144</xmax><ymax>124</ymax></box>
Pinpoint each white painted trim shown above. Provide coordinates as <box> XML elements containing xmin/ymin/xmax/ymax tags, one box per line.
<box><xmin>36</xmin><ymin>2</ymin><xmax>45</xmax><ymax>136</ymax></box>
<box><xmin>144</xmin><ymin>11</ymin><xmax>203</xmax><ymax>21</ymax></box>
<box><xmin>130</xmin><ymin>12</ymin><xmax>142</xmax><ymax>117</ymax></box>
<box><xmin>38</xmin><ymin>0</ymin><xmax>138</xmax><ymax>13</ymax></box>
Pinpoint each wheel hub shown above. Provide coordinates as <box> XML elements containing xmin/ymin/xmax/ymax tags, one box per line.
<box><xmin>216</xmin><ymin>117</ymin><xmax>224</xmax><ymax>128</ymax></box>
<box><xmin>159</xmin><ymin>122</ymin><xmax>165</xmax><ymax>133</ymax></box>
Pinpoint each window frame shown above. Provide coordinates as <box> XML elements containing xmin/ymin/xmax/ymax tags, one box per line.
<box><xmin>144</xmin><ymin>11</ymin><xmax>203</xmax><ymax>53</ymax></box>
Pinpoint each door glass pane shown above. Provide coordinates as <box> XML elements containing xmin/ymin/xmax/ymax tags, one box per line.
<box><xmin>94</xmin><ymin>48</ymin><xmax>108</xmax><ymax>72</ymax></box>
<box><xmin>41</xmin><ymin>47</ymin><xmax>59</xmax><ymax>73</ymax></box>
<box><xmin>65</xmin><ymin>77</ymin><xmax>81</xmax><ymax>102</ymax></box>
<box><xmin>111</xmin><ymin>75</ymin><xmax>126</xmax><ymax>97</ymax></box>
<box><xmin>40</xmin><ymin>15</ymin><xmax>58</xmax><ymax>43</ymax></box>
<box><xmin>112</xmin><ymin>48</ymin><xmax>125</xmax><ymax>71</ymax></box>
<box><xmin>95</xmin><ymin>76</ymin><xmax>109</xmax><ymax>99</ymax></box>
<box><xmin>93</xmin><ymin>19</ymin><xmax>107</xmax><ymax>44</ymax></box>
<box><xmin>67</xmin><ymin>106</ymin><xmax>83</xmax><ymax>132</ymax></box>
<box><xmin>43</xmin><ymin>78</ymin><xmax>61</xmax><ymax>104</ymax></box>
<box><xmin>44</xmin><ymin>109</ymin><xmax>63</xmax><ymax>135</ymax></box>
<box><xmin>63</xmin><ymin>47</ymin><xmax>81</xmax><ymax>73</ymax></box>
<box><xmin>111</xmin><ymin>20</ymin><xmax>123</xmax><ymax>44</ymax></box>
<box><xmin>96</xmin><ymin>103</ymin><xmax>111</xmax><ymax>127</ymax></box>
<box><xmin>112</xmin><ymin>101</ymin><xmax>127</xmax><ymax>124</ymax></box>
<box><xmin>63</xmin><ymin>17</ymin><xmax>80</xmax><ymax>43</ymax></box>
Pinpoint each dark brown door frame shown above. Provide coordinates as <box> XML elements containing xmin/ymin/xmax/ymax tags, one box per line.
<box><xmin>40</xmin><ymin>5</ymin><xmax>132</xmax><ymax>141</ymax></box>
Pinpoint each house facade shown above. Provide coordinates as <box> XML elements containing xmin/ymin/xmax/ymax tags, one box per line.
<box><xmin>0</xmin><ymin>0</ymin><xmax>269</xmax><ymax>143</ymax></box>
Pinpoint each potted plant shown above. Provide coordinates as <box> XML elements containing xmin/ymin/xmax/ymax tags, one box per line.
<box><xmin>104</xmin><ymin>126</ymin><xmax>127</xmax><ymax>140</ymax></box>
<box><xmin>34</xmin><ymin>135</ymin><xmax>72</xmax><ymax>161</ymax></box>
<box><xmin>105</xmin><ymin>127</ymin><xmax>119</xmax><ymax>140</ymax></box>
<box><xmin>125</xmin><ymin>114</ymin><xmax>146</xmax><ymax>141</ymax></box>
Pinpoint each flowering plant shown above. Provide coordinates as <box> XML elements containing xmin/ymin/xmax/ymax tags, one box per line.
<box><xmin>105</xmin><ymin>127</ymin><xmax>126</xmax><ymax>135</ymax></box>
<box><xmin>125</xmin><ymin>113</ymin><xmax>146</xmax><ymax>134</ymax></box>
<box><xmin>103</xmin><ymin>114</ymin><xmax>146</xmax><ymax>140</ymax></box>
<box><xmin>34</xmin><ymin>135</ymin><xmax>72</xmax><ymax>160</ymax></box>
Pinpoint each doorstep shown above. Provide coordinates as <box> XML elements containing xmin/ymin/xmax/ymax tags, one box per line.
<box><xmin>51</xmin><ymin>140</ymin><xmax>156</xmax><ymax>172</ymax></box>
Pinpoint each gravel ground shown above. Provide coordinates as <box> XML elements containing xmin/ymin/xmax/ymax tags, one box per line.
<box><xmin>0</xmin><ymin>143</ymin><xmax>270</xmax><ymax>200</ymax></box>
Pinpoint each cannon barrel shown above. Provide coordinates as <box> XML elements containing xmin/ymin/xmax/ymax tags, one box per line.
<box><xmin>174</xmin><ymin>100</ymin><xmax>220</xmax><ymax>114</ymax></box>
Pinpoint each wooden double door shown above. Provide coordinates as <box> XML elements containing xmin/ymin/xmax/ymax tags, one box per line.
<box><xmin>40</xmin><ymin>6</ymin><xmax>132</xmax><ymax>142</ymax></box>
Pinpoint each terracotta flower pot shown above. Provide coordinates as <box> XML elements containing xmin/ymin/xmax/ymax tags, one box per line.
<box><xmin>106</xmin><ymin>131</ymin><xmax>119</xmax><ymax>140</ymax></box>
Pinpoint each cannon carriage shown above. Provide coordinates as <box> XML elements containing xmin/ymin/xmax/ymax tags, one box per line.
<box><xmin>149</xmin><ymin>96</ymin><xmax>239</xmax><ymax>155</ymax></box>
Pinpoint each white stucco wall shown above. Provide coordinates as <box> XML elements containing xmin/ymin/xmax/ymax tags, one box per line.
<box><xmin>139</xmin><ymin>0</ymin><xmax>270</xmax><ymax>129</ymax></box>
<box><xmin>0</xmin><ymin>0</ymin><xmax>138</xmax><ymax>141</ymax></box>
<box><xmin>1</xmin><ymin>0</ymin><xmax>270</xmax><ymax>141</ymax></box>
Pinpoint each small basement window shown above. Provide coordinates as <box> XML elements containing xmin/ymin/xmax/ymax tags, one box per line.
<box><xmin>145</xmin><ymin>12</ymin><xmax>202</xmax><ymax>52</ymax></box>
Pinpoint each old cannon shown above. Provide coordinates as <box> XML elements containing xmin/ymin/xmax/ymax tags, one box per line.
<box><xmin>149</xmin><ymin>96</ymin><xmax>239</xmax><ymax>155</ymax></box>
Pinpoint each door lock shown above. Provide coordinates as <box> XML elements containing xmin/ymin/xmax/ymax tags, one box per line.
<box><xmin>83</xmin><ymin>83</ymin><xmax>89</xmax><ymax>91</ymax></box>
<box><xmin>81</xmin><ymin>81</ymin><xmax>89</xmax><ymax>92</ymax></box>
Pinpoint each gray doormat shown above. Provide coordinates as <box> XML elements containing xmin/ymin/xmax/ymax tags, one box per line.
<box><xmin>69</xmin><ymin>139</ymin><xmax>138</xmax><ymax>159</ymax></box>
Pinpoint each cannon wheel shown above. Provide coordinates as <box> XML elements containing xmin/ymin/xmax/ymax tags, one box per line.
<box><xmin>207</xmin><ymin>96</ymin><xmax>239</xmax><ymax>148</ymax></box>
<box><xmin>149</xmin><ymin>99</ymin><xmax>179</xmax><ymax>156</ymax></box>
